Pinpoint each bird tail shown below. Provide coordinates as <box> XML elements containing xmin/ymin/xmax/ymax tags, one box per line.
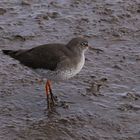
<box><xmin>2</xmin><ymin>50</ymin><xmax>18</xmax><ymax>57</ymax></box>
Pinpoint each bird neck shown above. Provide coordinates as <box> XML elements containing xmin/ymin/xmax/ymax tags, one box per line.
<box><xmin>72</xmin><ymin>49</ymin><xmax>85</xmax><ymax>64</ymax></box>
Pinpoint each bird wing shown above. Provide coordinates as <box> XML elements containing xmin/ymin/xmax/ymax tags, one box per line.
<box><xmin>3</xmin><ymin>44</ymin><xmax>67</xmax><ymax>71</ymax></box>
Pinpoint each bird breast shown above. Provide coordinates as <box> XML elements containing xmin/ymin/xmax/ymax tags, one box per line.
<box><xmin>58</xmin><ymin>52</ymin><xmax>85</xmax><ymax>80</ymax></box>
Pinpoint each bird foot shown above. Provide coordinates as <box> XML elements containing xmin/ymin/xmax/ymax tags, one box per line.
<box><xmin>47</xmin><ymin>97</ymin><xmax>71</xmax><ymax>111</ymax></box>
<box><xmin>47</xmin><ymin>95</ymin><xmax>59</xmax><ymax>111</ymax></box>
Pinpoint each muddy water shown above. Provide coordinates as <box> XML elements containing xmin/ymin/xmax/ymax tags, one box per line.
<box><xmin>0</xmin><ymin>0</ymin><xmax>140</xmax><ymax>140</ymax></box>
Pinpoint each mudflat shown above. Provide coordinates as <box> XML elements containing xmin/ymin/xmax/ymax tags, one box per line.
<box><xmin>0</xmin><ymin>0</ymin><xmax>140</xmax><ymax>140</ymax></box>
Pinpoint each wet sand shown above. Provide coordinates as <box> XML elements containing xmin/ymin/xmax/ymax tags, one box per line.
<box><xmin>0</xmin><ymin>0</ymin><xmax>140</xmax><ymax>140</ymax></box>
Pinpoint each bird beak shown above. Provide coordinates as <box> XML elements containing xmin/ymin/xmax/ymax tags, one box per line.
<box><xmin>89</xmin><ymin>46</ymin><xmax>103</xmax><ymax>52</ymax></box>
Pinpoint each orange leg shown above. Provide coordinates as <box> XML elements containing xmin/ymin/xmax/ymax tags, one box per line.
<box><xmin>45</xmin><ymin>81</ymin><xmax>51</xmax><ymax>110</ymax></box>
<box><xmin>45</xmin><ymin>80</ymin><xmax>57</xmax><ymax>110</ymax></box>
<box><xmin>47</xmin><ymin>80</ymin><xmax>56</xmax><ymax>105</ymax></box>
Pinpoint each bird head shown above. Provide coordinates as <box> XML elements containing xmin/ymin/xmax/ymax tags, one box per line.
<box><xmin>66</xmin><ymin>37</ymin><xmax>89</xmax><ymax>53</ymax></box>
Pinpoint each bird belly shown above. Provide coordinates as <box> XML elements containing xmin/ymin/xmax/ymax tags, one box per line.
<box><xmin>35</xmin><ymin>58</ymin><xmax>85</xmax><ymax>81</ymax></box>
<box><xmin>35</xmin><ymin>53</ymin><xmax>85</xmax><ymax>81</ymax></box>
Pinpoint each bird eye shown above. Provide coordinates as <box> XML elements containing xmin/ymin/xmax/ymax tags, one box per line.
<box><xmin>80</xmin><ymin>41</ymin><xmax>88</xmax><ymax>47</ymax></box>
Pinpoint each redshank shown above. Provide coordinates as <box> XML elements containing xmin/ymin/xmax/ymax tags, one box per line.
<box><xmin>2</xmin><ymin>37</ymin><xmax>89</xmax><ymax>110</ymax></box>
